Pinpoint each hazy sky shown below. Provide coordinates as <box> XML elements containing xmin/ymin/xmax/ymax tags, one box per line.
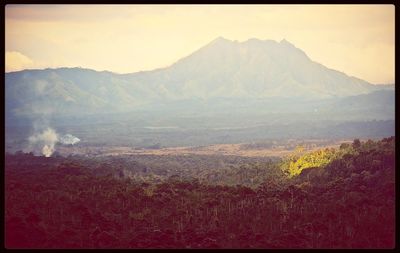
<box><xmin>5</xmin><ymin>4</ymin><xmax>395</xmax><ymax>84</ymax></box>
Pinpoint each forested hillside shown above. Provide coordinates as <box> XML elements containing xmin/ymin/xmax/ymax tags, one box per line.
<box><xmin>5</xmin><ymin>137</ymin><xmax>395</xmax><ymax>248</ymax></box>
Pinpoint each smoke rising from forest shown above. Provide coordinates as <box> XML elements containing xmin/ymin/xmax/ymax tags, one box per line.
<box><xmin>27</xmin><ymin>127</ymin><xmax>80</xmax><ymax>157</ymax></box>
<box><xmin>59</xmin><ymin>134</ymin><xmax>81</xmax><ymax>145</ymax></box>
<box><xmin>28</xmin><ymin>128</ymin><xmax>59</xmax><ymax>157</ymax></box>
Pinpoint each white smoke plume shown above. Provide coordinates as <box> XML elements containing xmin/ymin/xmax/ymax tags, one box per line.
<box><xmin>27</xmin><ymin>127</ymin><xmax>81</xmax><ymax>157</ymax></box>
<box><xmin>28</xmin><ymin>128</ymin><xmax>59</xmax><ymax>157</ymax></box>
<box><xmin>59</xmin><ymin>134</ymin><xmax>81</xmax><ymax>145</ymax></box>
<box><xmin>23</xmin><ymin>98</ymin><xmax>80</xmax><ymax>157</ymax></box>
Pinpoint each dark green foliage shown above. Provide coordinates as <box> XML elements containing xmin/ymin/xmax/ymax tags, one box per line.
<box><xmin>5</xmin><ymin>137</ymin><xmax>395</xmax><ymax>248</ymax></box>
<box><xmin>352</xmin><ymin>138</ymin><xmax>361</xmax><ymax>149</ymax></box>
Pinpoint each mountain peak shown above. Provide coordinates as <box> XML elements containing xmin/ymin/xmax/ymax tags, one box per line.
<box><xmin>211</xmin><ymin>36</ymin><xmax>231</xmax><ymax>44</ymax></box>
<box><xmin>245</xmin><ymin>38</ymin><xmax>277</xmax><ymax>44</ymax></box>
<box><xmin>246</xmin><ymin>38</ymin><xmax>262</xmax><ymax>42</ymax></box>
<box><xmin>280</xmin><ymin>38</ymin><xmax>295</xmax><ymax>47</ymax></box>
<box><xmin>196</xmin><ymin>36</ymin><xmax>235</xmax><ymax>53</ymax></box>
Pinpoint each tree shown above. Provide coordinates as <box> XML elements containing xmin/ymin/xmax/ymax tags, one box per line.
<box><xmin>352</xmin><ymin>139</ymin><xmax>361</xmax><ymax>149</ymax></box>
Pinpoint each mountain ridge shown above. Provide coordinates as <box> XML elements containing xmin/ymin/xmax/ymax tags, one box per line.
<box><xmin>5</xmin><ymin>37</ymin><xmax>391</xmax><ymax>119</ymax></box>
<box><xmin>5</xmin><ymin>37</ymin><xmax>379</xmax><ymax>85</ymax></box>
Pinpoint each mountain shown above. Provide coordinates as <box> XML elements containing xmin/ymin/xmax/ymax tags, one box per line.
<box><xmin>5</xmin><ymin>37</ymin><xmax>390</xmax><ymax>121</ymax></box>
<box><xmin>123</xmin><ymin>37</ymin><xmax>379</xmax><ymax>99</ymax></box>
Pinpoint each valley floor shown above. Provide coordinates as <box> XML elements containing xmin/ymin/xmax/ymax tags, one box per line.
<box><xmin>55</xmin><ymin>139</ymin><xmax>352</xmax><ymax>158</ymax></box>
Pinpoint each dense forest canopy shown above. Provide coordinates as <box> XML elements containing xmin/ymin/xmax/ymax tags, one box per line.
<box><xmin>5</xmin><ymin>137</ymin><xmax>395</xmax><ymax>248</ymax></box>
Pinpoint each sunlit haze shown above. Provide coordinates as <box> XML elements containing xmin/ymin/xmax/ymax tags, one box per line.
<box><xmin>5</xmin><ymin>4</ymin><xmax>395</xmax><ymax>84</ymax></box>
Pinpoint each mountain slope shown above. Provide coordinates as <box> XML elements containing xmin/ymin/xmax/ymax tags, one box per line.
<box><xmin>5</xmin><ymin>37</ymin><xmax>388</xmax><ymax>119</ymax></box>
<box><xmin>123</xmin><ymin>37</ymin><xmax>380</xmax><ymax>99</ymax></box>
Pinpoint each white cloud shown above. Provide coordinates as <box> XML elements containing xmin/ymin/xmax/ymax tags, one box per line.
<box><xmin>6</xmin><ymin>51</ymin><xmax>35</xmax><ymax>72</ymax></box>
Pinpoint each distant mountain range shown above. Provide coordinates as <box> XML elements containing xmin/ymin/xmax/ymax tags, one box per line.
<box><xmin>5</xmin><ymin>37</ymin><xmax>394</xmax><ymax>121</ymax></box>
